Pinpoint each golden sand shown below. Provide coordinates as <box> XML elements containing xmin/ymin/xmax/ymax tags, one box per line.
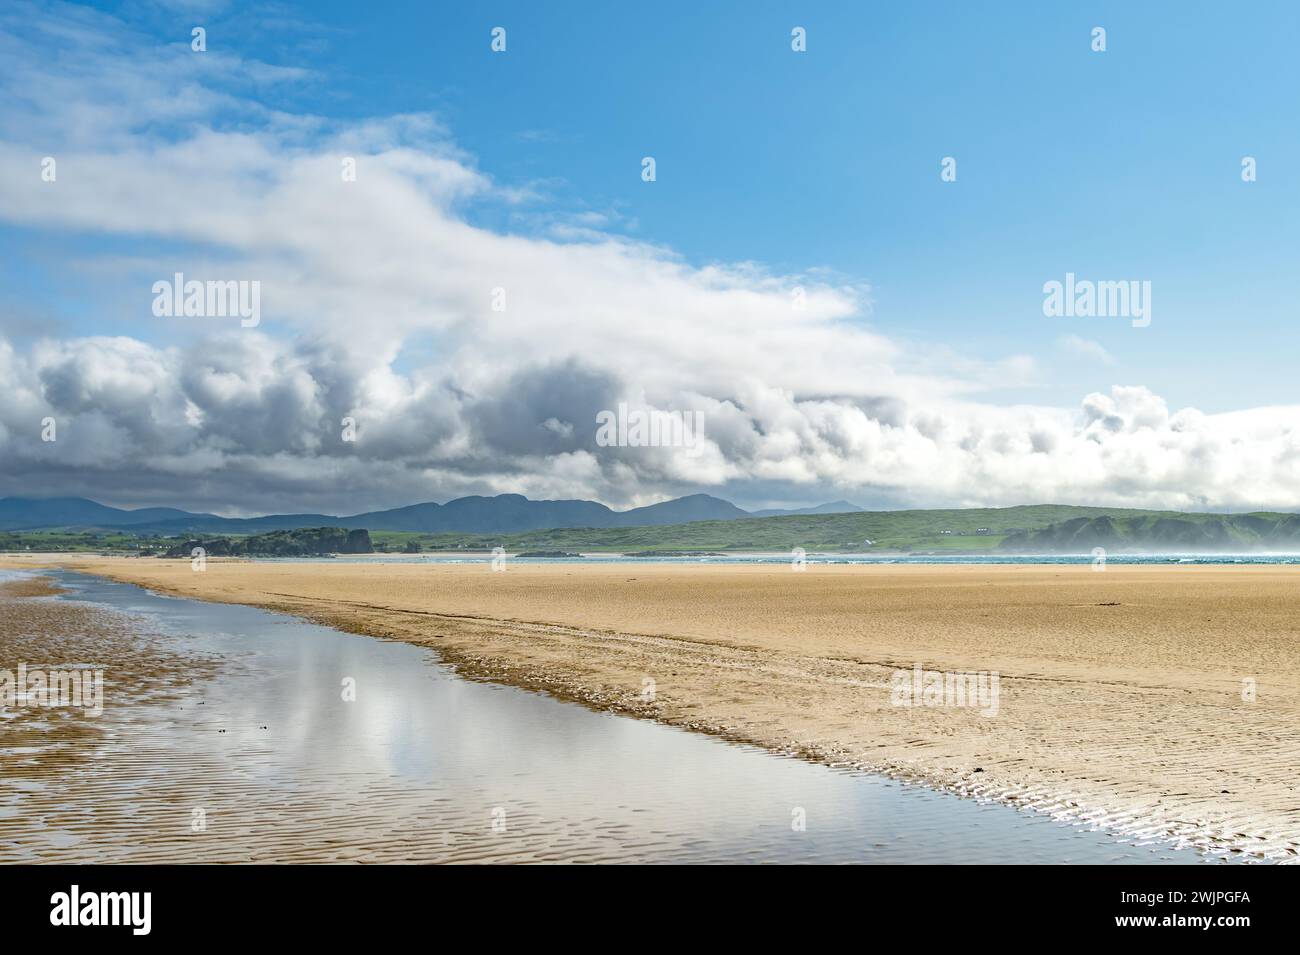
<box><xmin>4</xmin><ymin>555</ymin><xmax>1299</xmax><ymax>860</ymax></box>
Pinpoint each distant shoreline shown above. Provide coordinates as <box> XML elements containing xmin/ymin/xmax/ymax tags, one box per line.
<box><xmin>13</xmin><ymin>548</ymin><xmax>1300</xmax><ymax>564</ymax></box>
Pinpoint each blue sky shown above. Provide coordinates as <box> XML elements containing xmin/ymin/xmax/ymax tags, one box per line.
<box><xmin>10</xmin><ymin>1</ymin><xmax>1300</xmax><ymax>407</ymax></box>
<box><xmin>161</xmin><ymin>0</ymin><xmax>1300</xmax><ymax>411</ymax></box>
<box><xmin>1</xmin><ymin>0</ymin><xmax>1298</xmax><ymax>513</ymax></box>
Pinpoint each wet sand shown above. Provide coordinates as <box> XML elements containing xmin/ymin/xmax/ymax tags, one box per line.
<box><xmin>0</xmin><ymin>573</ymin><xmax>223</xmax><ymax>858</ymax></box>
<box><xmin>0</xmin><ymin>574</ymin><xmax>217</xmax><ymax>768</ymax></box>
<box><xmin>3</xmin><ymin>555</ymin><xmax>1299</xmax><ymax>861</ymax></box>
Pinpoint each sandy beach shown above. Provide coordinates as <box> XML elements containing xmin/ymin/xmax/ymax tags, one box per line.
<box><xmin>3</xmin><ymin>555</ymin><xmax>1298</xmax><ymax>861</ymax></box>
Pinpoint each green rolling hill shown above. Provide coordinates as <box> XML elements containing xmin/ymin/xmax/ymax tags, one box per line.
<box><xmin>370</xmin><ymin>504</ymin><xmax>1186</xmax><ymax>554</ymax></box>
<box><xmin>999</xmin><ymin>513</ymin><xmax>1300</xmax><ymax>553</ymax></box>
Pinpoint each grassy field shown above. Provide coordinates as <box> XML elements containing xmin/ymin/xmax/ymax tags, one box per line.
<box><xmin>369</xmin><ymin>504</ymin><xmax>1183</xmax><ymax>554</ymax></box>
<box><xmin>11</xmin><ymin>504</ymin><xmax>1295</xmax><ymax>556</ymax></box>
<box><xmin>0</xmin><ymin>529</ymin><xmax>168</xmax><ymax>553</ymax></box>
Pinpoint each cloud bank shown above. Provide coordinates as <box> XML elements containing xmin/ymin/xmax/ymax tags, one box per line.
<box><xmin>1</xmin><ymin>2</ymin><xmax>1298</xmax><ymax>515</ymax></box>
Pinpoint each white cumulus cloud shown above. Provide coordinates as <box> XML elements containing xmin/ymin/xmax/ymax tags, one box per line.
<box><xmin>0</xmin><ymin>3</ymin><xmax>1297</xmax><ymax>515</ymax></box>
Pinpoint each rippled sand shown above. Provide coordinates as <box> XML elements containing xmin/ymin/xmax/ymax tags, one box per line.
<box><xmin>4</xmin><ymin>556</ymin><xmax>1299</xmax><ymax>862</ymax></box>
<box><xmin>0</xmin><ymin>575</ymin><xmax>224</xmax><ymax>860</ymax></box>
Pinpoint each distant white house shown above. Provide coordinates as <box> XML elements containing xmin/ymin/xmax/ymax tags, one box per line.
<box><xmin>862</xmin><ymin>539</ymin><xmax>874</xmax><ymax>547</ymax></box>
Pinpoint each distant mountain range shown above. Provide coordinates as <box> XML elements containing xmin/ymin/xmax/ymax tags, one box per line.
<box><xmin>5</xmin><ymin>496</ymin><xmax>1300</xmax><ymax>553</ymax></box>
<box><xmin>0</xmin><ymin>493</ymin><xmax>856</xmax><ymax>535</ymax></box>
<box><xmin>0</xmin><ymin>497</ymin><xmax>208</xmax><ymax>530</ymax></box>
<box><xmin>750</xmin><ymin>500</ymin><xmax>863</xmax><ymax>517</ymax></box>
